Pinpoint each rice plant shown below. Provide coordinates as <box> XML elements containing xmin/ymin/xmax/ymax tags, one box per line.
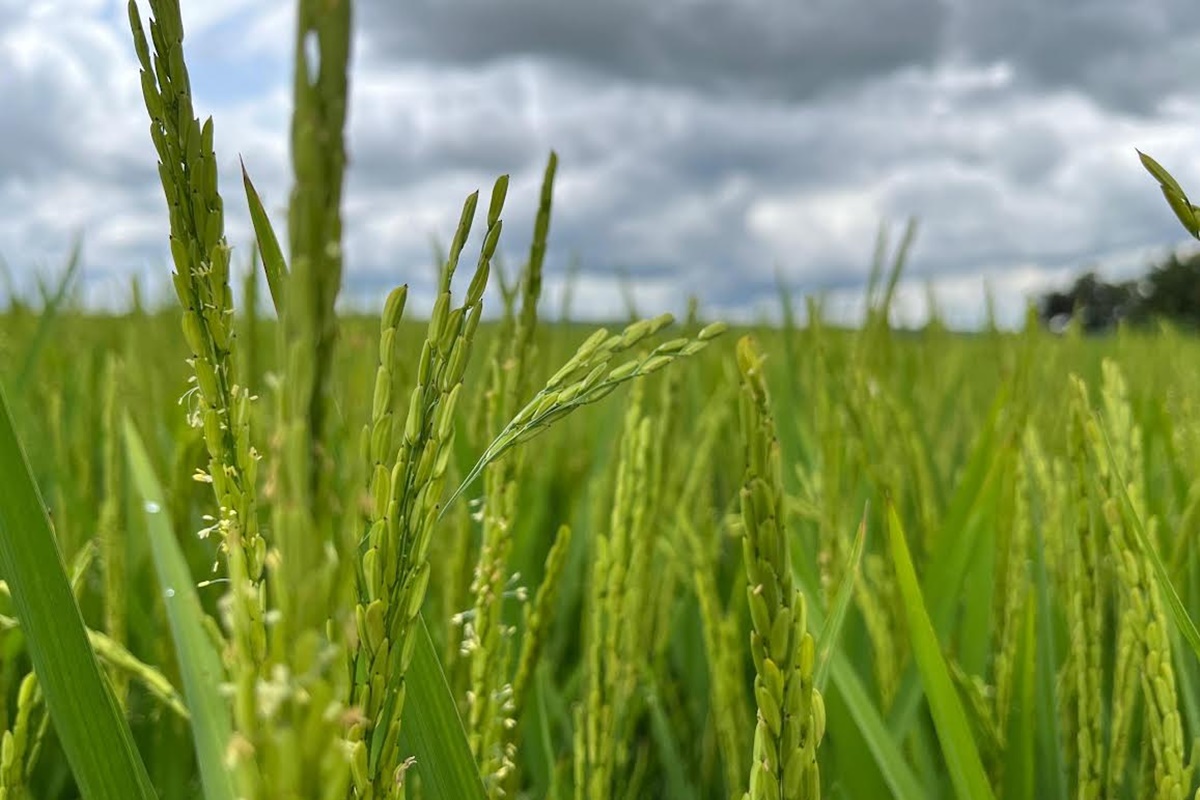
<box><xmin>8</xmin><ymin>1</ymin><xmax>1200</xmax><ymax>799</ymax></box>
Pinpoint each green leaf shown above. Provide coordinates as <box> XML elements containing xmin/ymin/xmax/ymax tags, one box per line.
<box><xmin>240</xmin><ymin>158</ymin><xmax>288</xmax><ymax>312</ymax></box>
<box><xmin>398</xmin><ymin>615</ymin><xmax>487</xmax><ymax>800</ymax></box>
<box><xmin>123</xmin><ymin>417</ymin><xmax>236</xmax><ymax>800</ymax></box>
<box><xmin>1171</xmin><ymin>624</ymin><xmax>1200</xmax><ymax>765</ymax></box>
<box><xmin>814</xmin><ymin>507</ymin><xmax>866</xmax><ymax>692</ymax></box>
<box><xmin>886</xmin><ymin>501</ymin><xmax>996</xmax><ymax>800</ymax></box>
<box><xmin>826</xmin><ymin>648</ymin><xmax>927</xmax><ymax>800</ymax></box>
<box><xmin>1030</xmin><ymin>521</ymin><xmax>1069</xmax><ymax>799</ymax></box>
<box><xmin>1137</xmin><ymin>150</ymin><xmax>1200</xmax><ymax>239</ymax></box>
<box><xmin>644</xmin><ymin>673</ymin><xmax>699</xmax><ymax>800</ymax></box>
<box><xmin>878</xmin><ymin>217</ymin><xmax>919</xmax><ymax>326</ymax></box>
<box><xmin>889</xmin><ymin>387</ymin><xmax>1012</xmax><ymax>736</ymax></box>
<box><xmin>530</xmin><ymin>666</ymin><xmax>563</xmax><ymax>800</ymax></box>
<box><xmin>0</xmin><ymin>382</ymin><xmax>157</xmax><ymax>799</ymax></box>
<box><xmin>1002</xmin><ymin>596</ymin><xmax>1036</xmax><ymax>800</ymax></box>
<box><xmin>1138</xmin><ymin>150</ymin><xmax>1188</xmax><ymax>196</ymax></box>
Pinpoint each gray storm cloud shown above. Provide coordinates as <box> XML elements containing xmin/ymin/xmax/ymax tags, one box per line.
<box><xmin>1</xmin><ymin>0</ymin><xmax>1198</xmax><ymax>324</ymax></box>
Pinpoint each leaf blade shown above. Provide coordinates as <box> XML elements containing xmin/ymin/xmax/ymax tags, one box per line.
<box><xmin>1137</xmin><ymin>149</ymin><xmax>1200</xmax><ymax>238</ymax></box>
<box><xmin>1001</xmin><ymin>597</ymin><xmax>1036</xmax><ymax>800</ymax></box>
<box><xmin>0</xmin><ymin>382</ymin><xmax>157</xmax><ymax>799</ymax></box>
<box><xmin>886</xmin><ymin>501</ymin><xmax>996</xmax><ymax>800</ymax></box>
<box><xmin>814</xmin><ymin>507</ymin><xmax>867</xmax><ymax>692</ymax></box>
<box><xmin>397</xmin><ymin>616</ymin><xmax>488</xmax><ymax>800</ymax></box>
<box><xmin>123</xmin><ymin>417</ymin><xmax>236</xmax><ymax>800</ymax></box>
<box><xmin>241</xmin><ymin>158</ymin><xmax>288</xmax><ymax>313</ymax></box>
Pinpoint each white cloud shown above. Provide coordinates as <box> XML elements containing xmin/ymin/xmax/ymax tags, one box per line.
<box><xmin>747</xmin><ymin>188</ymin><xmax>883</xmax><ymax>274</ymax></box>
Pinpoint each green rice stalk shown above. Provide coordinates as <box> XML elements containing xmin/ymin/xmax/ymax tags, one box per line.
<box><xmin>465</xmin><ymin>155</ymin><xmax>555</xmax><ymax>786</ymax></box>
<box><xmin>578</xmin><ymin>475</ymin><xmax>611</xmax><ymax>798</ymax></box>
<box><xmin>359</xmin><ymin>282</ymin><xmax>407</xmax><ymax>543</ymax></box>
<box><xmin>350</xmin><ymin>178</ymin><xmax>505</xmax><ymax>799</ymax></box>
<box><xmin>241</xmin><ymin>248</ymin><xmax>261</xmax><ymax>390</ymax></box>
<box><xmin>682</xmin><ymin>510</ymin><xmax>751</xmax><ymax>800</ymax></box>
<box><xmin>249</xmin><ymin>0</ymin><xmax>358</xmax><ymax>795</ymax></box>
<box><xmin>1017</xmin><ymin>423</ymin><xmax>1078</xmax><ymax>791</ymax></box>
<box><xmin>442</xmin><ymin>499</ymin><xmax>476</xmax><ymax>675</ymax></box>
<box><xmin>596</xmin><ymin>388</ymin><xmax>644</xmax><ymax>798</ymax></box>
<box><xmin>808</xmin><ymin>347</ymin><xmax>900</xmax><ymax>708</ymax></box>
<box><xmin>1065</xmin><ymin>376</ymin><xmax>1106</xmax><ymax>798</ymax></box>
<box><xmin>284</xmin><ymin>0</ymin><xmax>352</xmax><ymax>541</ymax></box>
<box><xmin>0</xmin><ymin>647</ymin><xmax>11</xmax><ymax>742</ymax></box>
<box><xmin>809</xmin><ymin>344</ymin><xmax>850</xmax><ymax>604</ymax></box>
<box><xmin>505</xmin><ymin>152</ymin><xmax>555</xmax><ymax>413</ymax></box>
<box><xmin>609</xmin><ymin>399</ymin><xmax>654</xmax><ymax>748</ymax></box>
<box><xmin>1090</xmin><ymin>367</ymin><xmax>1147</xmax><ymax>796</ymax></box>
<box><xmin>453</xmin><ymin>288</ymin><xmax>723</xmax><ymax>793</ymax></box>
<box><xmin>993</xmin><ymin>446</ymin><xmax>1030</xmax><ymax>738</ymax></box>
<box><xmin>127</xmin><ymin>3</ymin><xmax>267</xmax><ymax>775</ymax></box>
<box><xmin>464</xmin><ymin>472</ymin><xmax>519</xmax><ymax>791</ymax></box>
<box><xmin>97</xmin><ymin>355</ymin><xmax>128</xmax><ymax>707</ymax></box>
<box><xmin>643</xmin><ymin>357</ymin><xmax>688</xmax><ymax>670</ymax></box>
<box><xmin>365</xmin><ymin>287</ymin><xmax>408</xmax><ymax>441</ymax></box>
<box><xmin>478</xmin><ymin>524</ymin><xmax>574</xmax><ymax>796</ymax></box>
<box><xmin>737</xmin><ymin>336</ymin><xmax>823</xmax><ymax>800</ymax></box>
<box><xmin>1103</xmin><ymin>522</ymin><xmax>1142</xmax><ymax>794</ymax></box>
<box><xmin>612</xmin><ymin>373</ymin><xmax>695</xmax><ymax>787</ymax></box>
<box><xmin>856</xmin><ymin>557</ymin><xmax>900</xmax><ymax>709</ymax></box>
<box><xmin>676</xmin><ymin>379</ymin><xmax>752</xmax><ymax>799</ymax></box>
<box><xmin>572</xmin><ymin>702</ymin><xmax>587</xmax><ymax>800</ymax></box>
<box><xmin>1091</xmin><ymin>363</ymin><xmax>1191</xmax><ymax>797</ymax></box>
<box><xmin>46</xmin><ymin>393</ymin><xmax>73</xmax><ymax>558</ymax></box>
<box><xmin>466</xmin><ymin>156</ymin><xmax>556</xmax><ymax>793</ymax></box>
<box><xmin>579</xmin><ymin>382</ymin><xmax>692</xmax><ymax>797</ymax></box>
<box><xmin>445</xmin><ymin>318</ymin><xmax>727</xmax><ymax>512</ymax></box>
<box><xmin>577</xmin><ymin>385</ymin><xmax>654</xmax><ymax>799</ymax></box>
<box><xmin>512</xmin><ymin>523</ymin><xmax>573</xmax><ymax>717</ymax></box>
<box><xmin>1139</xmin><ymin>594</ymin><xmax>1193</xmax><ymax>798</ymax></box>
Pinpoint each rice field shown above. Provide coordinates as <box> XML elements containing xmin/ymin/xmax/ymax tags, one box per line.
<box><xmin>4</xmin><ymin>1</ymin><xmax>1200</xmax><ymax>799</ymax></box>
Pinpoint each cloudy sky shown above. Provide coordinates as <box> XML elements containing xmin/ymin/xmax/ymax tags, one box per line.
<box><xmin>3</xmin><ymin>0</ymin><xmax>1200</xmax><ymax>327</ymax></box>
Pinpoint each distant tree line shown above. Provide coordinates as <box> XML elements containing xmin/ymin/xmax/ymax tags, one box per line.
<box><xmin>1038</xmin><ymin>249</ymin><xmax>1200</xmax><ymax>332</ymax></box>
